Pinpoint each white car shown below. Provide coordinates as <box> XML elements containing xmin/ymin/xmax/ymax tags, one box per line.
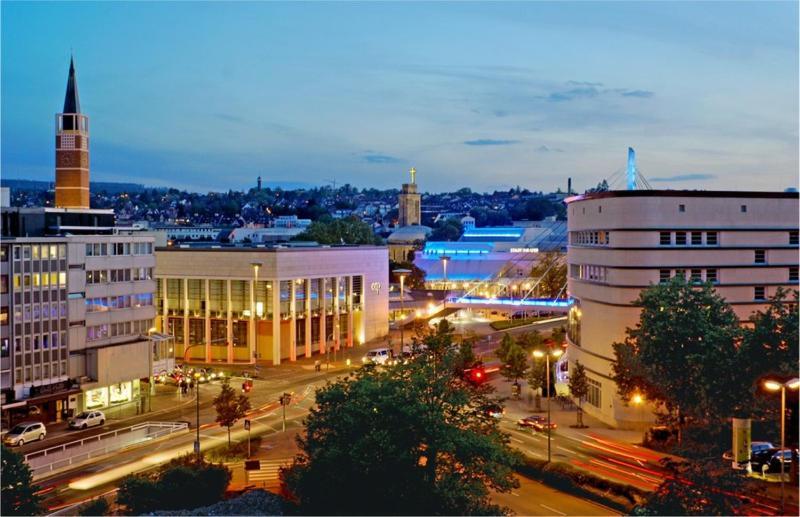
<box><xmin>362</xmin><ymin>347</ymin><xmax>392</xmax><ymax>365</ymax></box>
<box><xmin>69</xmin><ymin>410</ymin><xmax>106</xmax><ymax>429</ymax></box>
<box><xmin>3</xmin><ymin>421</ymin><xmax>46</xmax><ymax>446</ymax></box>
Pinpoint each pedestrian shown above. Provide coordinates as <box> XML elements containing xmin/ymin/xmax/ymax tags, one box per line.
<box><xmin>314</xmin><ymin>360</ymin><xmax>321</xmax><ymax>372</ymax></box>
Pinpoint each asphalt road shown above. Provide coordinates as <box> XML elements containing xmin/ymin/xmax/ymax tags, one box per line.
<box><xmin>492</xmin><ymin>474</ymin><xmax>618</xmax><ymax>516</ymax></box>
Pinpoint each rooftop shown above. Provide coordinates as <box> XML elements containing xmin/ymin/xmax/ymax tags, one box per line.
<box><xmin>565</xmin><ymin>189</ymin><xmax>799</xmax><ymax>204</ymax></box>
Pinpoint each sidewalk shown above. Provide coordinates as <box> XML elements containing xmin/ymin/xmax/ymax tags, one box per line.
<box><xmin>227</xmin><ymin>429</ymin><xmax>301</xmax><ymax>492</ymax></box>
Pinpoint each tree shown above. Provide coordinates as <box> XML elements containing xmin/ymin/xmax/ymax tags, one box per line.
<box><xmin>495</xmin><ymin>332</ymin><xmax>515</xmax><ymax>363</ymax></box>
<box><xmin>389</xmin><ymin>260</ymin><xmax>426</xmax><ymax>289</ymax></box>
<box><xmin>429</xmin><ymin>218</ymin><xmax>463</xmax><ymax>241</ymax></box>
<box><xmin>515</xmin><ymin>330</ymin><xmax>543</xmax><ymax>351</ymax></box>
<box><xmin>529</xmin><ymin>252</ymin><xmax>567</xmax><ymax>299</ymax></box>
<box><xmin>568</xmin><ymin>360</ymin><xmax>589</xmax><ymax>428</ymax></box>
<box><xmin>213</xmin><ymin>378</ymin><xmax>252</xmax><ymax>446</ymax></box>
<box><xmin>500</xmin><ymin>342</ymin><xmax>529</xmax><ymax>388</ymax></box>
<box><xmin>293</xmin><ymin>216</ymin><xmax>382</xmax><ymax>245</ymax></box>
<box><xmin>551</xmin><ymin>325</ymin><xmax>566</xmax><ymax>346</ymax></box>
<box><xmin>281</xmin><ymin>322</ymin><xmax>520</xmax><ymax>515</ymax></box>
<box><xmin>611</xmin><ymin>278</ymin><xmax>742</xmax><ymax>434</ymax></box>
<box><xmin>77</xmin><ymin>497</ymin><xmax>110</xmax><ymax>516</ymax></box>
<box><xmin>1</xmin><ymin>444</ymin><xmax>43</xmax><ymax>516</ymax></box>
<box><xmin>526</xmin><ymin>355</ymin><xmax>546</xmax><ymax>412</ymax></box>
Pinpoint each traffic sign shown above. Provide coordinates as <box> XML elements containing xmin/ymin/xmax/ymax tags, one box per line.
<box><xmin>244</xmin><ymin>419</ymin><xmax>251</xmax><ymax>431</ymax></box>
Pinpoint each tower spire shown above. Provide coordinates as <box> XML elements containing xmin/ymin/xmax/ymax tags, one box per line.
<box><xmin>63</xmin><ymin>56</ymin><xmax>81</xmax><ymax>114</ymax></box>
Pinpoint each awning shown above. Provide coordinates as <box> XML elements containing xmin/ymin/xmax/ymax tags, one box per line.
<box><xmin>1</xmin><ymin>401</ymin><xmax>27</xmax><ymax>410</ymax></box>
<box><xmin>23</xmin><ymin>388</ymin><xmax>83</xmax><ymax>406</ymax></box>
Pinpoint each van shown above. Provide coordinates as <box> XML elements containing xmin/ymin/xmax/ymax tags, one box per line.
<box><xmin>362</xmin><ymin>347</ymin><xmax>392</xmax><ymax>365</ymax></box>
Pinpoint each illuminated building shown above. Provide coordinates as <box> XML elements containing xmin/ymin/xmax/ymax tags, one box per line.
<box><xmin>565</xmin><ymin>190</ymin><xmax>799</xmax><ymax>428</ymax></box>
<box><xmin>154</xmin><ymin>244</ymin><xmax>388</xmax><ymax>365</ymax></box>
<box><xmin>55</xmin><ymin>58</ymin><xmax>90</xmax><ymax>209</ymax></box>
<box><xmin>398</xmin><ymin>167</ymin><xmax>421</xmax><ymax>227</ymax></box>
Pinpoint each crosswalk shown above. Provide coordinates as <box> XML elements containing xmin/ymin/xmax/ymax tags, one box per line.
<box><xmin>246</xmin><ymin>458</ymin><xmax>292</xmax><ymax>486</ymax></box>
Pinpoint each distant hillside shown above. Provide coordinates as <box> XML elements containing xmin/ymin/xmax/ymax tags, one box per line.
<box><xmin>1</xmin><ymin>178</ymin><xmax>145</xmax><ymax>194</ymax></box>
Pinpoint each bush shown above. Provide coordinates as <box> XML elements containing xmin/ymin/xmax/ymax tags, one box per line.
<box><xmin>490</xmin><ymin>317</ymin><xmax>546</xmax><ymax>331</ymax></box>
<box><xmin>77</xmin><ymin>496</ymin><xmax>110</xmax><ymax>516</ymax></box>
<box><xmin>151</xmin><ymin>489</ymin><xmax>286</xmax><ymax>516</ymax></box>
<box><xmin>206</xmin><ymin>436</ymin><xmax>262</xmax><ymax>463</ymax></box>
<box><xmin>117</xmin><ymin>455</ymin><xmax>231</xmax><ymax>514</ymax></box>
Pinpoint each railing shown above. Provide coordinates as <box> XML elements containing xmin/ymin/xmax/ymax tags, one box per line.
<box><xmin>26</xmin><ymin>421</ymin><xmax>188</xmax><ymax>479</ymax></box>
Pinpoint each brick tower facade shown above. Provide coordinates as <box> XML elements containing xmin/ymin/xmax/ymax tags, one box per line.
<box><xmin>55</xmin><ymin>58</ymin><xmax>90</xmax><ymax>209</ymax></box>
<box><xmin>398</xmin><ymin>167</ymin><xmax>421</xmax><ymax>226</ymax></box>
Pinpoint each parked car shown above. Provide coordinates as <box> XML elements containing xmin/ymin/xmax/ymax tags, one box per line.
<box><xmin>69</xmin><ymin>410</ymin><xmax>106</xmax><ymax>430</ymax></box>
<box><xmin>751</xmin><ymin>448</ymin><xmax>799</xmax><ymax>474</ymax></box>
<box><xmin>517</xmin><ymin>415</ymin><xmax>557</xmax><ymax>432</ymax></box>
<box><xmin>722</xmin><ymin>441</ymin><xmax>775</xmax><ymax>462</ymax></box>
<box><xmin>362</xmin><ymin>347</ymin><xmax>392</xmax><ymax>365</ymax></box>
<box><xmin>3</xmin><ymin>421</ymin><xmax>46</xmax><ymax>446</ymax></box>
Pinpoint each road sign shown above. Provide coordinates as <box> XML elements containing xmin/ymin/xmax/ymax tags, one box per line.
<box><xmin>244</xmin><ymin>419</ymin><xmax>251</xmax><ymax>431</ymax></box>
<box><xmin>244</xmin><ymin>459</ymin><xmax>261</xmax><ymax>471</ymax></box>
<box><xmin>193</xmin><ymin>440</ymin><xmax>200</xmax><ymax>455</ymax></box>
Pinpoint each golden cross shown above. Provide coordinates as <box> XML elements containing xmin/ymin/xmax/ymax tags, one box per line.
<box><xmin>409</xmin><ymin>167</ymin><xmax>416</xmax><ymax>184</ymax></box>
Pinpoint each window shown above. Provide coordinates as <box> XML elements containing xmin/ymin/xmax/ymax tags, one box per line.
<box><xmin>790</xmin><ymin>267</ymin><xmax>798</xmax><ymax>282</ymax></box>
<box><xmin>741</xmin><ymin>205</ymin><xmax>747</xmax><ymax>213</ymax></box>
<box><xmin>659</xmin><ymin>232</ymin><xmax>671</xmax><ymax>246</ymax></box>
<box><xmin>659</xmin><ymin>270</ymin><xmax>671</xmax><ymax>284</ymax></box>
<box><xmin>754</xmin><ymin>250</ymin><xmax>766</xmax><ymax>264</ymax></box>
<box><xmin>679</xmin><ymin>204</ymin><xmax>685</xmax><ymax>212</ymax></box>
<box><xmin>691</xmin><ymin>232</ymin><xmax>702</xmax><ymax>245</ymax></box>
<box><xmin>706</xmin><ymin>232</ymin><xmax>718</xmax><ymax>245</ymax></box>
<box><xmin>706</xmin><ymin>269</ymin><xmax>718</xmax><ymax>284</ymax></box>
<box><xmin>690</xmin><ymin>269</ymin><xmax>702</xmax><ymax>283</ymax></box>
<box><xmin>675</xmin><ymin>232</ymin><xmax>687</xmax><ymax>245</ymax></box>
<box><xmin>754</xmin><ymin>287</ymin><xmax>766</xmax><ymax>301</ymax></box>
<box><xmin>586</xmin><ymin>378</ymin><xmax>601</xmax><ymax>408</ymax></box>
<box><xmin>791</xmin><ymin>231</ymin><xmax>799</xmax><ymax>245</ymax></box>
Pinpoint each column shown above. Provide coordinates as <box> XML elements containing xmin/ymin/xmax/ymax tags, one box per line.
<box><xmin>333</xmin><ymin>276</ymin><xmax>341</xmax><ymax>351</ymax></box>
<box><xmin>182</xmin><ymin>278</ymin><xmax>189</xmax><ymax>356</ymax></box>
<box><xmin>226</xmin><ymin>279</ymin><xmax>233</xmax><ymax>363</ymax></box>
<box><xmin>289</xmin><ymin>280</ymin><xmax>297</xmax><ymax>362</ymax></box>
<box><xmin>161</xmin><ymin>277</ymin><xmax>168</xmax><ymax>333</ymax></box>
<box><xmin>204</xmin><ymin>278</ymin><xmax>211</xmax><ymax>363</ymax></box>
<box><xmin>272</xmin><ymin>280</ymin><xmax>281</xmax><ymax>366</ymax></box>
<box><xmin>304</xmin><ymin>278</ymin><xmax>312</xmax><ymax>358</ymax></box>
<box><xmin>319</xmin><ymin>278</ymin><xmax>327</xmax><ymax>354</ymax></box>
<box><xmin>346</xmin><ymin>276</ymin><xmax>354</xmax><ymax>348</ymax></box>
<box><xmin>249</xmin><ymin>278</ymin><xmax>256</xmax><ymax>364</ymax></box>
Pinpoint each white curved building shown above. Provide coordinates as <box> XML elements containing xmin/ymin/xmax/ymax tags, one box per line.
<box><xmin>565</xmin><ymin>190</ymin><xmax>799</xmax><ymax>428</ymax></box>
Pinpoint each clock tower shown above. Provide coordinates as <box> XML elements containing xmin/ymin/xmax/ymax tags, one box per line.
<box><xmin>55</xmin><ymin>57</ymin><xmax>90</xmax><ymax>209</ymax></box>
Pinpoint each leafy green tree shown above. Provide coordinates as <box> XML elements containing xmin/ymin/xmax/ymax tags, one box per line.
<box><xmin>529</xmin><ymin>252</ymin><xmax>567</xmax><ymax>299</ymax></box>
<box><xmin>568</xmin><ymin>360</ymin><xmax>589</xmax><ymax>428</ymax></box>
<box><xmin>501</xmin><ymin>342</ymin><xmax>529</xmax><ymax>386</ymax></box>
<box><xmin>213</xmin><ymin>378</ymin><xmax>252</xmax><ymax>446</ymax></box>
<box><xmin>551</xmin><ymin>325</ymin><xmax>566</xmax><ymax>346</ymax></box>
<box><xmin>117</xmin><ymin>475</ymin><xmax>161</xmax><ymax>515</ymax></box>
<box><xmin>611</xmin><ymin>278</ymin><xmax>742</xmax><ymax>432</ymax></box>
<box><xmin>390</xmin><ymin>261</ymin><xmax>426</xmax><ymax>289</ymax></box>
<box><xmin>293</xmin><ymin>216</ymin><xmax>382</xmax><ymax>245</ymax></box>
<box><xmin>429</xmin><ymin>218</ymin><xmax>463</xmax><ymax>241</ymax></box>
<box><xmin>1</xmin><ymin>444</ymin><xmax>43</xmax><ymax>516</ymax></box>
<box><xmin>526</xmin><ymin>356</ymin><xmax>546</xmax><ymax>411</ymax></box>
<box><xmin>281</xmin><ymin>322</ymin><xmax>520</xmax><ymax>515</ymax></box>
<box><xmin>515</xmin><ymin>330</ymin><xmax>543</xmax><ymax>351</ymax></box>
<box><xmin>77</xmin><ymin>497</ymin><xmax>109</xmax><ymax>516</ymax></box>
<box><xmin>495</xmin><ymin>332</ymin><xmax>515</xmax><ymax>363</ymax></box>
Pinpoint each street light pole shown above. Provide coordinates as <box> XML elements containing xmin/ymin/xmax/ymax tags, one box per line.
<box><xmin>194</xmin><ymin>372</ymin><xmax>201</xmax><ymax>461</ymax></box>
<box><xmin>394</xmin><ymin>269</ymin><xmax>411</xmax><ymax>356</ymax></box>
<box><xmin>764</xmin><ymin>378</ymin><xmax>800</xmax><ymax>514</ymax></box>
<box><xmin>251</xmin><ymin>262</ymin><xmax>262</xmax><ymax>366</ymax></box>
<box><xmin>533</xmin><ymin>347</ymin><xmax>563</xmax><ymax>463</ymax></box>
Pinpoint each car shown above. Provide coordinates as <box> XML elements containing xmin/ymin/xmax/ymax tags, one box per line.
<box><xmin>3</xmin><ymin>421</ymin><xmax>46</xmax><ymax>446</ymax></box>
<box><xmin>362</xmin><ymin>347</ymin><xmax>392</xmax><ymax>365</ymax></box>
<box><xmin>751</xmin><ymin>447</ymin><xmax>799</xmax><ymax>474</ymax></box>
<box><xmin>463</xmin><ymin>362</ymin><xmax>488</xmax><ymax>384</ymax></box>
<box><xmin>722</xmin><ymin>441</ymin><xmax>774</xmax><ymax>462</ymax></box>
<box><xmin>69</xmin><ymin>410</ymin><xmax>105</xmax><ymax>430</ymax></box>
<box><xmin>484</xmin><ymin>403</ymin><xmax>504</xmax><ymax>419</ymax></box>
<box><xmin>517</xmin><ymin>415</ymin><xmax>557</xmax><ymax>432</ymax></box>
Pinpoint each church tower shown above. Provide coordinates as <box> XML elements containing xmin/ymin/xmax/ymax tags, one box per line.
<box><xmin>398</xmin><ymin>167</ymin><xmax>421</xmax><ymax>226</ymax></box>
<box><xmin>55</xmin><ymin>57</ymin><xmax>90</xmax><ymax>209</ymax></box>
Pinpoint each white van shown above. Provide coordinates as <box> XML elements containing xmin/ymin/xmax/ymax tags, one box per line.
<box><xmin>362</xmin><ymin>347</ymin><xmax>392</xmax><ymax>365</ymax></box>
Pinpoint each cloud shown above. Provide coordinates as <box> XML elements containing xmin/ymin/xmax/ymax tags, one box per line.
<box><xmin>536</xmin><ymin>145</ymin><xmax>564</xmax><ymax>153</ymax></box>
<box><xmin>362</xmin><ymin>153</ymin><xmax>404</xmax><ymax>164</ymax></box>
<box><xmin>464</xmin><ymin>139</ymin><xmax>521</xmax><ymax>146</ymax></box>
<box><xmin>547</xmin><ymin>87</ymin><xmax>601</xmax><ymax>102</ymax></box>
<box><xmin>566</xmin><ymin>80</ymin><xmax>604</xmax><ymax>87</ymax></box>
<box><xmin>649</xmin><ymin>173</ymin><xmax>717</xmax><ymax>182</ymax></box>
<box><xmin>620</xmin><ymin>89</ymin><xmax>655</xmax><ymax>98</ymax></box>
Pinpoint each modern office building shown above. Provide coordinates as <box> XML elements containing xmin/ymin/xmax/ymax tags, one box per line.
<box><xmin>154</xmin><ymin>244</ymin><xmax>389</xmax><ymax>365</ymax></box>
<box><xmin>565</xmin><ymin>190</ymin><xmax>800</xmax><ymax>428</ymax></box>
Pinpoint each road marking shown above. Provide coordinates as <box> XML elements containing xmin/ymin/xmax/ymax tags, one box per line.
<box><xmin>556</xmin><ymin>446</ymin><xmax>576</xmax><ymax>455</ymax></box>
<box><xmin>511</xmin><ymin>437</ymin><xmax>523</xmax><ymax>443</ymax></box>
<box><xmin>540</xmin><ymin>503</ymin><xmax>566</xmax><ymax>515</ymax></box>
<box><xmin>510</xmin><ymin>491</ymin><xmax>520</xmax><ymax>497</ymax></box>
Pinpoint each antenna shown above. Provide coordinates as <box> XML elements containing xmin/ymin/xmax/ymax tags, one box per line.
<box><xmin>627</xmin><ymin>148</ymin><xmax>637</xmax><ymax>190</ymax></box>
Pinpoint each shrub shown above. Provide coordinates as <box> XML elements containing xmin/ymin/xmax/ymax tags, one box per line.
<box><xmin>77</xmin><ymin>496</ymin><xmax>110</xmax><ymax>516</ymax></box>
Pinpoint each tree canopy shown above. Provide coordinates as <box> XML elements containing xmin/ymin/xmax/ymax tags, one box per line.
<box><xmin>213</xmin><ymin>378</ymin><xmax>252</xmax><ymax>446</ymax></box>
<box><xmin>429</xmin><ymin>218</ymin><xmax>463</xmax><ymax>241</ymax></box>
<box><xmin>293</xmin><ymin>216</ymin><xmax>382</xmax><ymax>245</ymax></box>
<box><xmin>529</xmin><ymin>252</ymin><xmax>567</xmax><ymax>299</ymax></box>
<box><xmin>1</xmin><ymin>445</ymin><xmax>43</xmax><ymax>517</ymax></box>
<box><xmin>281</xmin><ymin>321</ymin><xmax>520</xmax><ymax>515</ymax></box>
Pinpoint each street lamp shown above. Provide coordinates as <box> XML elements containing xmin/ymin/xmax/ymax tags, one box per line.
<box><xmin>194</xmin><ymin>371</ymin><xmax>202</xmax><ymax>461</ymax></box>
<box><xmin>763</xmin><ymin>377</ymin><xmax>800</xmax><ymax>514</ymax></box>
<box><xmin>533</xmin><ymin>347</ymin><xmax>563</xmax><ymax>463</ymax></box>
<box><xmin>631</xmin><ymin>392</ymin><xmax>645</xmax><ymax>439</ymax></box>
<box><xmin>394</xmin><ymin>269</ymin><xmax>411</xmax><ymax>356</ymax></box>
<box><xmin>251</xmin><ymin>262</ymin><xmax>263</xmax><ymax>365</ymax></box>
<box><xmin>147</xmin><ymin>327</ymin><xmax>157</xmax><ymax>413</ymax></box>
<box><xmin>440</xmin><ymin>256</ymin><xmax>450</xmax><ymax>291</ymax></box>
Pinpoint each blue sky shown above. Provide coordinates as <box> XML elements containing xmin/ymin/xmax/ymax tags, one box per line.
<box><xmin>2</xmin><ymin>1</ymin><xmax>797</xmax><ymax>193</ymax></box>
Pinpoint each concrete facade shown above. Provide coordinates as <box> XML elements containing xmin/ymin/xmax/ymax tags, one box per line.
<box><xmin>154</xmin><ymin>245</ymin><xmax>389</xmax><ymax>366</ymax></box>
<box><xmin>565</xmin><ymin>190</ymin><xmax>799</xmax><ymax>429</ymax></box>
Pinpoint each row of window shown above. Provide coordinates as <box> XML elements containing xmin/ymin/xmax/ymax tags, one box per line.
<box><xmin>86</xmin><ymin>267</ymin><xmax>153</xmax><ymax>284</ymax></box>
<box><xmin>571</xmin><ymin>231</ymin><xmax>609</xmax><ymax>246</ymax></box>
<box><xmin>15</xmin><ymin>361</ymin><xmax>67</xmax><ymax>385</ymax></box>
<box><xmin>85</xmin><ymin>241</ymin><xmax>153</xmax><ymax>257</ymax></box>
<box><xmin>569</xmin><ymin>264</ymin><xmax>608</xmax><ymax>283</ymax></box>
<box><xmin>586</xmin><ymin>378</ymin><xmax>601</xmax><ymax>409</ymax></box>
<box><xmin>11</xmin><ymin>331</ymin><xmax>66</xmax><ymax>354</ymax></box>
<box><xmin>85</xmin><ymin>294</ymin><xmax>154</xmax><ymax>312</ymax></box>
<box><xmin>12</xmin><ymin>272</ymin><xmax>68</xmax><ymax>290</ymax></box>
<box><xmin>10</xmin><ymin>244</ymin><xmax>67</xmax><ymax>261</ymax></box>
<box><xmin>659</xmin><ymin>231</ymin><xmax>718</xmax><ymax>246</ymax></box>
<box><xmin>659</xmin><ymin>268</ymin><xmax>718</xmax><ymax>284</ymax></box>
<box><xmin>12</xmin><ymin>302</ymin><xmax>68</xmax><ymax>322</ymax></box>
<box><xmin>86</xmin><ymin>318</ymin><xmax>153</xmax><ymax>342</ymax></box>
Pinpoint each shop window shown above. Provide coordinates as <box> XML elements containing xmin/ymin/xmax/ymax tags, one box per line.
<box><xmin>232</xmin><ymin>320</ymin><xmax>248</xmax><ymax>347</ymax></box>
<box><xmin>86</xmin><ymin>387</ymin><xmax>109</xmax><ymax>409</ymax></box>
<box><xmin>110</xmin><ymin>382</ymin><xmax>132</xmax><ymax>405</ymax></box>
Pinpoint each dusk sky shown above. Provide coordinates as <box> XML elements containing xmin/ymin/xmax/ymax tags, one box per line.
<box><xmin>2</xmin><ymin>1</ymin><xmax>797</xmax><ymax>193</ymax></box>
